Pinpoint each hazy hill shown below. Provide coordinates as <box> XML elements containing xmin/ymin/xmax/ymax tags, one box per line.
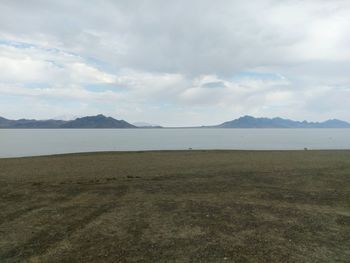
<box><xmin>0</xmin><ymin>117</ymin><xmax>14</xmax><ymax>128</ymax></box>
<box><xmin>132</xmin><ymin>122</ymin><xmax>162</xmax><ymax>128</ymax></box>
<box><xmin>0</xmin><ymin>117</ymin><xmax>65</xmax><ymax>128</ymax></box>
<box><xmin>217</xmin><ymin>116</ymin><xmax>350</xmax><ymax>128</ymax></box>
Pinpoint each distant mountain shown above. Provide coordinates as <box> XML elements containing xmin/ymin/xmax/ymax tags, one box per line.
<box><xmin>0</xmin><ymin>117</ymin><xmax>65</xmax><ymax>128</ymax></box>
<box><xmin>1</xmin><ymin>114</ymin><xmax>350</xmax><ymax>129</ymax></box>
<box><xmin>12</xmin><ymin>119</ymin><xmax>66</xmax><ymax>128</ymax></box>
<box><xmin>132</xmin><ymin>122</ymin><xmax>162</xmax><ymax>128</ymax></box>
<box><xmin>0</xmin><ymin>115</ymin><xmax>136</xmax><ymax>128</ymax></box>
<box><xmin>216</xmin><ymin>116</ymin><xmax>350</xmax><ymax>128</ymax></box>
<box><xmin>0</xmin><ymin>117</ymin><xmax>14</xmax><ymax>128</ymax></box>
<box><xmin>53</xmin><ymin>114</ymin><xmax>81</xmax><ymax>121</ymax></box>
<box><xmin>61</xmin><ymin>115</ymin><xmax>135</xmax><ymax>128</ymax></box>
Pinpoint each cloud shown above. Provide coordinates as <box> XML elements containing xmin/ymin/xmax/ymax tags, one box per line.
<box><xmin>0</xmin><ymin>0</ymin><xmax>350</xmax><ymax>125</ymax></box>
<box><xmin>0</xmin><ymin>42</ymin><xmax>116</xmax><ymax>84</ymax></box>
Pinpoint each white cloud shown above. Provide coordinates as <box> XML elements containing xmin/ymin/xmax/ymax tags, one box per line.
<box><xmin>0</xmin><ymin>44</ymin><xmax>116</xmax><ymax>84</ymax></box>
<box><xmin>0</xmin><ymin>84</ymin><xmax>121</xmax><ymax>102</ymax></box>
<box><xmin>0</xmin><ymin>0</ymin><xmax>350</xmax><ymax>125</ymax></box>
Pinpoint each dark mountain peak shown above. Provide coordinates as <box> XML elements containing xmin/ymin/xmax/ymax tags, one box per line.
<box><xmin>75</xmin><ymin>114</ymin><xmax>106</xmax><ymax>120</ymax></box>
<box><xmin>61</xmin><ymin>114</ymin><xmax>136</xmax><ymax>128</ymax></box>
<box><xmin>239</xmin><ymin>115</ymin><xmax>255</xmax><ymax>120</ymax></box>
<box><xmin>93</xmin><ymin>114</ymin><xmax>110</xmax><ymax>119</ymax></box>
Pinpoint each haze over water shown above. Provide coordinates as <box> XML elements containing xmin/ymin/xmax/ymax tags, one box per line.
<box><xmin>1</xmin><ymin>129</ymin><xmax>350</xmax><ymax>158</ymax></box>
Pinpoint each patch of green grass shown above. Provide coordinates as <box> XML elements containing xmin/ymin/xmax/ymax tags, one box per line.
<box><xmin>0</xmin><ymin>150</ymin><xmax>350</xmax><ymax>262</ymax></box>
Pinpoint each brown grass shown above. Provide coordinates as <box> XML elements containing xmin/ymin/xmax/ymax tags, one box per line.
<box><xmin>0</xmin><ymin>150</ymin><xmax>350</xmax><ymax>262</ymax></box>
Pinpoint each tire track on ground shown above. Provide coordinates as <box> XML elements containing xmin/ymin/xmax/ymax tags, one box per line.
<box><xmin>0</xmin><ymin>185</ymin><xmax>128</xmax><ymax>262</ymax></box>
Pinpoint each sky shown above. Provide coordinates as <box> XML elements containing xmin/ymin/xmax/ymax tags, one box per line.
<box><xmin>0</xmin><ymin>0</ymin><xmax>350</xmax><ymax>126</ymax></box>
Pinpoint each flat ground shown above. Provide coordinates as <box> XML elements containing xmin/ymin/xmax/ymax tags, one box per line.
<box><xmin>0</xmin><ymin>150</ymin><xmax>350</xmax><ymax>262</ymax></box>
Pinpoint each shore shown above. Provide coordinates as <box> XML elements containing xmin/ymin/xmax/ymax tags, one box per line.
<box><xmin>1</xmin><ymin>150</ymin><xmax>350</xmax><ymax>262</ymax></box>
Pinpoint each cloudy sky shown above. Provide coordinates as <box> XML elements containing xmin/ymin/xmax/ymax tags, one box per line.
<box><xmin>0</xmin><ymin>0</ymin><xmax>349</xmax><ymax>126</ymax></box>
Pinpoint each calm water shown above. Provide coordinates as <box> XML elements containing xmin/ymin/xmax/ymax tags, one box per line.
<box><xmin>0</xmin><ymin>128</ymin><xmax>350</xmax><ymax>158</ymax></box>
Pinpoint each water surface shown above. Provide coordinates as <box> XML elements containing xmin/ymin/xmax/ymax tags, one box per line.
<box><xmin>1</xmin><ymin>128</ymin><xmax>350</xmax><ymax>158</ymax></box>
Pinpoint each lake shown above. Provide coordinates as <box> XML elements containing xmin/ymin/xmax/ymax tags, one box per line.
<box><xmin>1</xmin><ymin>128</ymin><xmax>350</xmax><ymax>158</ymax></box>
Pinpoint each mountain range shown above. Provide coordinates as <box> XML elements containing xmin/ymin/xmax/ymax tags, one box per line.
<box><xmin>215</xmin><ymin>115</ymin><xmax>350</xmax><ymax>128</ymax></box>
<box><xmin>0</xmin><ymin>114</ymin><xmax>135</xmax><ymax>128</ymax></box>
<box><xmin>1</xmin><ymin>114</ymin><xmax>350</xmax><ymax>128</ymax></box>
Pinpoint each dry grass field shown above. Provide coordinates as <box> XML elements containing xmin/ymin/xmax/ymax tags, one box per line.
<box><xmin>1</xmin><ymin>150</ymin><xmax>350</xmax><ymax>262</ymax></box>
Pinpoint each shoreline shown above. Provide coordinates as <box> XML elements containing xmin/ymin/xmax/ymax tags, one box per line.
<box><xmin>2</xmin><ymin>148</ymin><xmax>350</xmax><ymax>160</ymax></box>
